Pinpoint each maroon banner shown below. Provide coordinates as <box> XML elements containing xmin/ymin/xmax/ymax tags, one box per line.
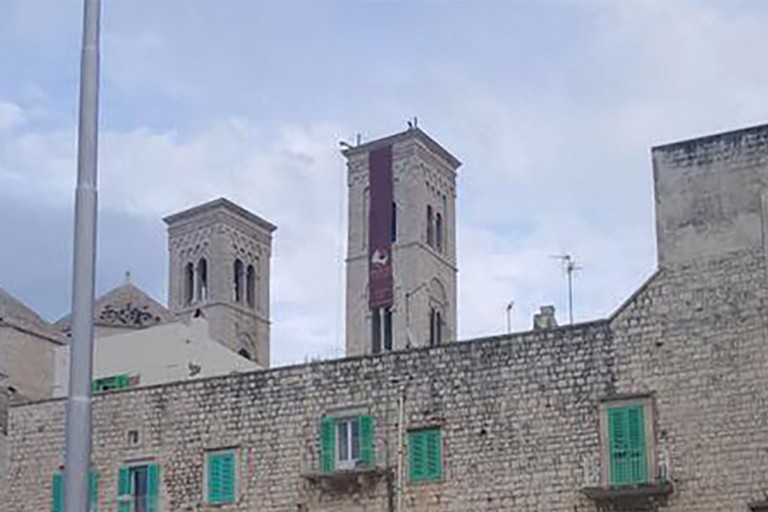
<box><xmin>368</xmin><ymin>145</ymin><xmax>394</xmax><ymax>309</ymax></box>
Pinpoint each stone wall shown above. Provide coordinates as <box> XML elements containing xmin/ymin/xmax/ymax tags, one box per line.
<box><xmin>653</xmin><ymin>123</ymin><xmax>768</xmax><ymax>267</ymax></box>
<box><xmin>610</xmin><ymin>248</ymin><xmax>768</xmax><ymax>510</ymax></box>
<box><xmin>8</xmin><ymin>321</ymin><xmax>614</xmax><ymax>512</ymax></box>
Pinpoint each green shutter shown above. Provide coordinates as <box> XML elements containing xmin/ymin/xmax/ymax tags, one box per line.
<box><xmin>52</xmin><ymin>473</ymin><xmax>63</xmax><ymax>512</ymax></box>
<box><xmin>208</xmin><ymin>451</ymin><xmax>235</xmax><ymax>504</ymax></box>
<box><xmin>408</xmin><ymin>431</ymin><xmax>425</xmax><ymax>482</ymax></box>
<box><xmin>146</xmin><ymin>464</ymin><xmax>160</xmax><ymax>512</ymax></box>
<box><xmin>409</xmin><ymin>428</ymin><xmax>442</xmax><ymax>483</ymax></box>
<box><xmin>359</xmin><ymin>415</ymin><xmax>375</xmax><ymax>468</ymax></box>
<box><xmin>425</xmin><ymin>429</ymin><xmax>442</xmax><ymax>480</ymax></box>
<box><xmin>320</xmin><ymin>417</ymin><xmax>336</xmax><ymax>473</ymax></box>
<box><xmin>116</xmin><ymin>374</ymin><xmax>129</xmax><ymax>390</ymax></box>
<box><xmin>89</xmin><ymin>470</ymin><xmax>99</xmax><ymax>512</ymax></box>
<box><xmin>609</xmin><ymin>406</ymin><xmax>646</xmax><ymax>486</ymax></box>
<box><xmin>117</xmin><ymin>466</ymin><xmax>131</xmax><ymax>512</ymax></box>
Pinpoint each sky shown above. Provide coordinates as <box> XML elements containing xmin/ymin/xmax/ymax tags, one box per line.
<box><xmin>1</xmin><ymin>0</ymin><xmax>768</xmax><ymax>366</ymax></box>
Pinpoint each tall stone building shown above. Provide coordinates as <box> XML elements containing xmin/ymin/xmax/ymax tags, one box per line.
<box><xmin>7</xmin><ymin>123</ymin><xmax>768</xmax><ymax>512</ymax></box>
<box><xmin>165</xmin><ymin>198</ymin><xmax>276</xmax><ymax>367</ymax></box>
<box><xmin>344</xmin><ymin>127</ymin><xmax>460</xmax><ymax>356</ymax></box>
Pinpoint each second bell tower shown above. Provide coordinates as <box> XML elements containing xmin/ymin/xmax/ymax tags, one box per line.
<box><xmin>343</xmin><ymin>126</ymin><xmax>460</xmax><ymax>356</ymax></box>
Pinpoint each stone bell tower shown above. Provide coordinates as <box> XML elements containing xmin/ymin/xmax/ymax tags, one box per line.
<box><xmin>164</xmin><ymin>198</ymin><xmax>276</xmax><ymax>367</ymax></box>
<box><xmin>343</xmin><ymin>126</ymin><xmax>460</xmax><ymax>356</ymax></box>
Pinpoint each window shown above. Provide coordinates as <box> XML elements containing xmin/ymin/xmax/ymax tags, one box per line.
<box><xmin>92</xmin><ymin>374</ymin><xmax>131</xmax><ymax>393</ymax></box>
<box><xmin>118</xmin><ymin>463</ymin><xmax>160</xmax><ymax>512</ymax></box>
<box><xmin>196</xmin><ymin>258</ymin><xmax>208</xmax><ymax>302</ymax></box>
<box><xmin>408</xmin><ymin>428</ymin><xmax>443</xmax><ymax>483</ymax></box>
<box><xmin>371</xmin><ymin>307</ymin><xmax>393</xmax><ymax>354</ymax></box>
<box><xmin>391</xmin><ymin>201</ymin><xmax>397</xmax><ymax>243</ymax></box>
<box><xmin>429</xmin><ymin>308</ymin><xmax>443</xmax><ymax>347</ymax></box>
<box><xmin>336</xmin><ymin>417</ymin><xmax>360</xmax><ymax>467</ymax></box>
<box><xmin>52</xmin><ymin>470</ymin><xmax>98</xmax><ymax>512</ymax></box>
<box><xmin>435</xmin><ymin>212</ymin><xmax>443</xmax><ymax>252</ymax></box>
<box><xmin>320</xmin><ymin>414</ymin><xmax>375</xmax><ymax>472</ymax></box>
<box><xmin>233</xmin><ymin>259</ymin><xmax>243</xmax><ymax>303</ymax></box>
<box><xmin>246</xmin><ymin>264</ymin><xmax>255</xmax><ymax>308</ymax></box>
<box><xmin>184</xmin><ymin>262</ymin><xmax>194</xmax><ymax>306</ymax></box>
<box><xmin>599</xmin><ymin>396</ymin><xmax>654</xmax><ymax>487</ymax></box>
<box><xmin>206</xmin><ymin>449</ymin><xmax>236</xmax><ymax>505</ymax></box>
<box><xmin>426</xmin><ymin>205</ymin><xmax>434</xmax><ymax>247</ymax></box>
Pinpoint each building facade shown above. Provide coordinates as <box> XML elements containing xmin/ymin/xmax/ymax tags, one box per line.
<box><xmin>344</xmin><ymin>128</ymin><xmax>460</xmax><ymax>356</ymax></box>
<box><xmin>7</xmin><ymin>123</ymin><xmax>768</xmax><ymax>511</ymax></box>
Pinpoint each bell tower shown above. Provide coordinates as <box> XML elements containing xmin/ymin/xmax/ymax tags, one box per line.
<box><xmin>343</xmin><ymin>126</ymin><xmax>460</xmax><ymax>356</ymax></box>
<box><xmin>164</xmin><ymin>198</ymin><xmax>276</xmax><ymax>367</ymax></box>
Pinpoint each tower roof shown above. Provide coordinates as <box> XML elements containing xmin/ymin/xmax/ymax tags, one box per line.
<box><xmin>341</xmin><ymin>127</ymin><xmax>462</xmax><ymax>169</ymax></box>
<box><xmin>55</xmin><ymin>282</ymin><xmax>171</xmax><ymax>334</ymax></box>
<box><xmin>163</xmin><ymin>197</ymin><xmax>277</xmax><ymax>233</ymax></box>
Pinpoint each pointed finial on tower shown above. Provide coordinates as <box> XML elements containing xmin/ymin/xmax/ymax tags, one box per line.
<box><xmin>124</xmin><ymin>270</ymin><xmax>131</xmax><ymax>284</ymax></box>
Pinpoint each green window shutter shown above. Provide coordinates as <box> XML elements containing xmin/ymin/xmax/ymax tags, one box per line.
<box><xmin>359</xmin><ymin>415</ymin><xmax>375</xmax><ymax>468</ymax></box>
<box><xmin>609</xmin><ymin>406</ymin><xmax>646</xmax><ymax>486</ymax></box>
<box><xmin>627</xmin><ymin>406</ymin><xmax>646</xmax><ymax>484</ymax></box>
<box><xmin>409</xmin><ymin>428</ymin><xmax>442</xmax><ymax>483</ymax></box>
<box><xmin>425</xmin><ymin>429</ymin><xmax>442</xmax><ymax>480</ymax></box>
<box><xmin>51</xmin><ymin>473</ymin><xmax>63</xmax><ymax>512</ymax></box>
<box><xmin>408</xmin><ymin>431</ymin><xmax>425</xmax><ymax>482</ymax></box>
<box><xmin>116</xmin><ymin>374</ymin><xmax>129</xmax><ymax>390</ymax></box>
<box><xmin>208</xmin><ymin>451</ymin><xmax>235</xmax><ymax>504</ymax></box>
<box><xmin>117</xmin><ymin>466</ymin><xmax>131</xmax><ymax>512</ymax></box>
<box><xmin>320</xmin><ymin>417</ymin><xmax>336</xmax><ymax>473</ymax></box>
<box><xmin>146</xmin><ymin>464</ymin><xmax>160</xmax><ymax>512</ymax></box>
<box><xmin>89</xmin><ymin>469</ymin><xmax>99</xmax><ymax>512</ymax></box>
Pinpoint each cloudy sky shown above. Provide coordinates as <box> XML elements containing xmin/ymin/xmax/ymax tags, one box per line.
<box><xmin>1</xmin><ymin>0</ymin><xmax>767</xmax><ymax>366</ymax></box>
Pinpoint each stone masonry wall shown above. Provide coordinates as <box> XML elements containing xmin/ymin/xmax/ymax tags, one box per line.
<box><xmin>8</xmin><ymin>321</ymin><xmax>614</xmax><ymax>512</ymax></box>
<box><xmin>610</xmin><ymin>248</ymin><xmax>768</xmax><ymax>510</ymax></box>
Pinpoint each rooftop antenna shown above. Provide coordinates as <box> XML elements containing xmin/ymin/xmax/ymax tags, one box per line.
<box><xmin>339</xmin><ymin>140</ymin><xmax>353</xmax><ymax>150</ymax></box>
<box><xmin>551</xmin><ymin>254</ymin><xmax>581</xmax><ymax>325</ymax></box>
<box><xmin>505</xmin><ymin>300</ymin><xmax>515</xmax><ymax>333</ymax></box>
<box><xmin>356</xmin><ymin>133</ymin><xmax>362</xmax><ymax>146</ymax></box>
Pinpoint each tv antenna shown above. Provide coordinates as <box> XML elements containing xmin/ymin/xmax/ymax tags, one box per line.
<box><xmin>551</xmin><ymin>254</ymin><xmax>581</xmax><ymax>324</ymax></box>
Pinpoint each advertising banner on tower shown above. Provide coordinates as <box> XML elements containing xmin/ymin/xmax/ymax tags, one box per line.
<box><xmin>368</xmin><ymin>145</ymin><xmax>394</xmax><ymax>309</ymax></box>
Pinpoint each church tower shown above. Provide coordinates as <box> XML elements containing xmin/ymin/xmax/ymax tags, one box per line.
<box><xmin>344</xmin><ymin>126</ymin><xmax>460</xmax><ymax>356</ymax></box>
<box><xmin>164</xmin><ymin>198</ymin><xmax>276</xmax><ymax>367</ymax></box>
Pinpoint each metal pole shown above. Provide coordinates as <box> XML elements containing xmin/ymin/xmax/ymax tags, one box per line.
<box><xmin>567</xmin><ymin>265</ymin><xmax>573</xmax><ymax>325</ymax></box>
<box><xmin>395</xmin><ymin>385</ymin><xmax>406</xmax><ymax>512</ymax></box>
<box><xmin>64</xmin><ymin>1</ymin><xmax>101</xmax><ymax>511</ymax></box>
<box><xmin>505</xmin><ymin>300</ymin><xmax>514</xmax><ymax>333</ymax></box>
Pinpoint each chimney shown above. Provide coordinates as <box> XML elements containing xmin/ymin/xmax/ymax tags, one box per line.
<box><xmin>533</xmin><ymin>305</ymin><xmax>558</xmax><ymax>330</ymax></box>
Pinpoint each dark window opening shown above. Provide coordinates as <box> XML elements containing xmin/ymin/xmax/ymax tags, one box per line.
<box><xmin>426</xmin><ymin>205</ymin><xmax>434</xmax><ymax>246</ymax></box>
<box><xmin>197</xmin><ymin>258</ymin><xmax>208</xmax><ymax>302</ymax></box>
<box><xmin>246</xmin><ymin>264</ymin><xmax>255</xmax><ymax>307</ymax></box>
<box><xmin>429</xmin><ymin>308</ymin><xmax>443</xmax><ymax>347</ymax></box>
<box><xmin>233</xmin><ymin>259</ymin><xmax>243</xmax><ymax>303</ymax></box>
<box><xmin>238</xmin><ymin>348</ymin><xmax>251</xmax><ymax>360</ymax></box>
<box><xmin>435</xmin><ymin>212</ymin><xmax>443</xmax><ymax>252</ymax></box>
<box><xmin>391</xmin><ymin>201</ymin><xmax>397</xmax><ymax>243</ymax></box>
<box><xmin>184</xmin><ymin>263</ymin><xmax>194</xmax><ymax>306</ymax></box>
<box><xmin>372</xmin><ymin>309</ymin><xmax>381</xmax><ymax>354</ymax></box>
<box><xmin>383</xmin><ymin>307</ymin><xmax>393</xmax><ymax>351</ymax></box>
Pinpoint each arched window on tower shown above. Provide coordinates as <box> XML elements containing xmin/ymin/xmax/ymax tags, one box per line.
<box><xmin>233</xmin><ymin>259</ymin><xmax>243</xmax><ymax>303</ymax></box>
<box><xmin>426</xmin><ymin>205</ymin><xmax>434</xmax><ymax>247</ymax></box>
<box><xmin>435</xmin><ymin>212</ymin><xmax>443</xmax><ymax>252</ymax></box>
<box><xmin>246</xmin><ymin>264</ymin><xmax>255</xmax><ymax>308</ymax></box>
<box><xmin>196</xmin><ymin>258</ymin><xmax>208</xmax><ymax>302</ymax></box>
<box><xmin>184</xmin><ymin>262</ymin><xmax>194</xmax><ymax>306</ymax></box>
